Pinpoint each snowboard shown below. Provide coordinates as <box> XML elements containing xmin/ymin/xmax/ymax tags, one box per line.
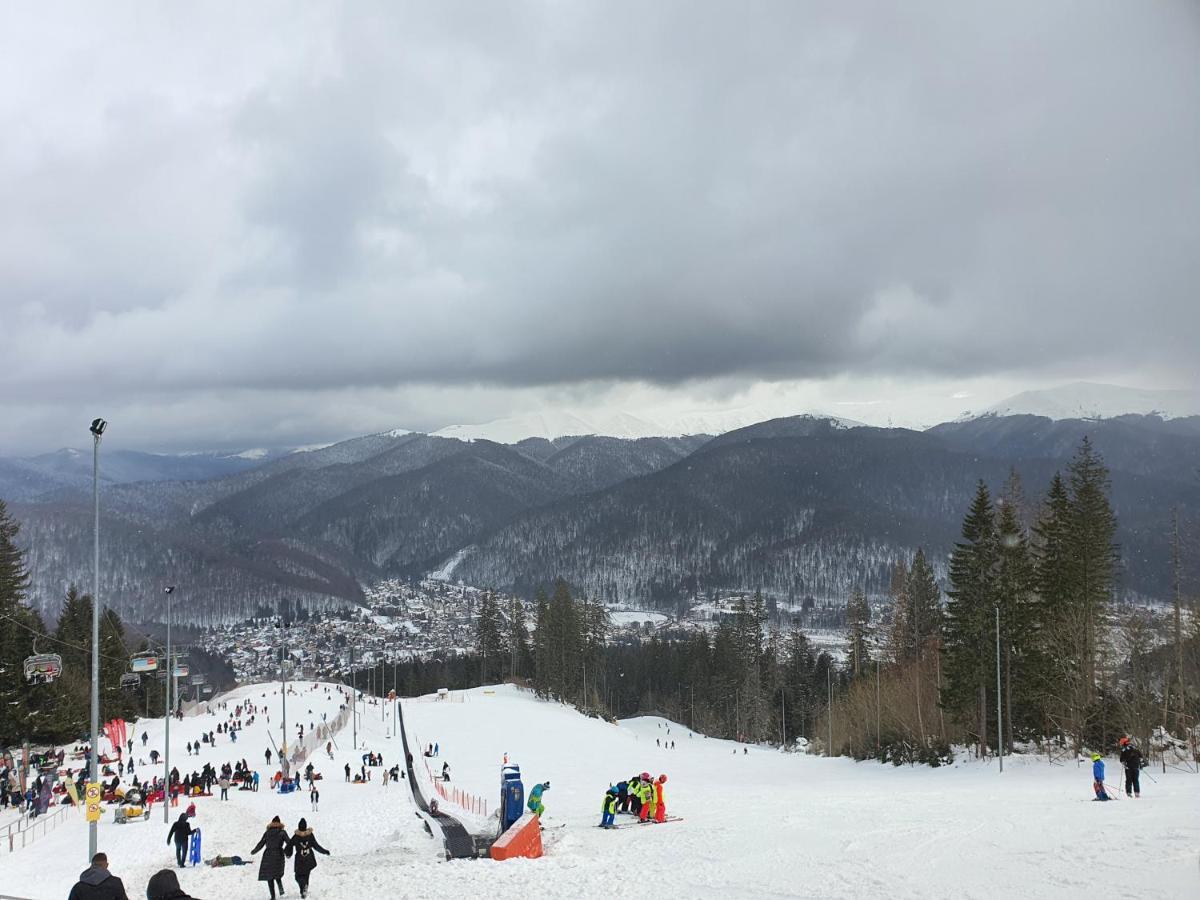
<box><xmin>189</xmin><ymin>829</ymin><xmax>202</xmax><ymax>865</ymax></box>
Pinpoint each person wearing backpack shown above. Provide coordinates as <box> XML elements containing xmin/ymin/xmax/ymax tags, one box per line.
<box><xmin>288</xmin><ymin>817</ymin><xmax>330</xmax><ymax>899</ymax></box>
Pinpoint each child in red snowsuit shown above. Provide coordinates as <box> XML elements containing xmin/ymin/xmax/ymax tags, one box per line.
<box><xmin>654</xmin><ymin>775</ymin><xmax>667</xmax><ymax>822</ymax></box>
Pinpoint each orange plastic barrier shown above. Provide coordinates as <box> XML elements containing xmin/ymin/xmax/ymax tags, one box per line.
<box><xmin>489</xmin><ymin>811</ymin><xmax>543</xmax><ymax>861</ymax></box>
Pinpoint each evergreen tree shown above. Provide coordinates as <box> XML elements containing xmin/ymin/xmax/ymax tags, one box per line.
<box><xmin>845</xmin><ymin>590</ymin><xmax>872</xmax><ymax>677</ymax></box>
<box><xmin>905</xmin><ymin>549</ymin><xmax>942</xmax><ymax>659</ymax></box>
<box><xmin>507</xmin><ymin>595</ymin><xmax>531</xmax><ymax>678</ymax></box>
<box><xmin>942</xmin><ymin>480</ymin><xmax>999</xmax><ymax>756</ymax></box>
<box><xmin>531</xmin><ymin>588</ymin><xmax>550</xmax><ymax>696</ymax></box>
<box><xmin>994</xmin><ymin>479</ymin><xmax>1037</xmax><ymax>747</ymax></box>
<box><xmin>474</xmin><ymin>589</ymin><xmax>506</xmax><ymax>684</ymax></box>
<box><xmin>0</xmin><ymin>500</ymin><xmax>41</xmax><ymax>745</ymax></box>
<box><xmin>1065</xmin><ymin>437</ymin><xmax>1119</xmax><ymax>706</ymax></box>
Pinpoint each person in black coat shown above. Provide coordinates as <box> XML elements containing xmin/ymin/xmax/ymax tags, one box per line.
<box><xmin>288</xmin><ymin>817</ymin><xmax>330</xmax><ymax>899</ymax></box>
<box><xmin>166</xmin><ymin>813</ymin><xmax>194</xmax><ymax>868</ymax></box>
<box><xmin>68</xmin><ymin>853</ymin><xmax>130</xmax><ymax>900</ymax></box>
<box><xmin>145</xmin><ymin>868</ymin><xmax>198</xmax><ymax>900</ymax></box>
<box><xmin>251</xmin><ymin>816</ymin><xmax>292</xmax><ymax>900</ymax></box>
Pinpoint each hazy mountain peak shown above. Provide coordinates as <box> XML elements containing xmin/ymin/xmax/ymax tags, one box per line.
<box><xmin>973</xmin><ymin>382</ymin><xmax>1199</xmax><ymax>421</ymax></box>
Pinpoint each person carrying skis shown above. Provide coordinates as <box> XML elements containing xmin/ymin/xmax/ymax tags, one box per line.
<box><xmin>527</xmin><ymin>781</ymin><xmax>549</xmax><ymax>816</ymax></box>
<box><xmin>288</xmin><ymin>817</ymin><xmax>330</xmax><ymax>899</ymax></box>
<box><xmin>1091</xmin><ymin>754</ymin><xmax>1110</xmax><ymax>801</ymax></box>
<box><xmin>1118</xmin><ymin>737</ymin><xmax>1143</xmax><ymax>798</ymax></box>
<box><xmin>599</xmin><ymin>786</ymin><xmax>619</xmax><ymax>829</ymax></box>
<box><xmin>166</xmin><ymin>813</ymin><xmax>194</xmax><ymax>867</ymax></box>
<box><xmin>251</xmin><ymin>816</ymin><xmax>292</xmax><ymax>900</ymax></box>
<box><xmin>654</xmin><ymin>774</ymin><xmax>668</xmax><ymax>822</ymax></box>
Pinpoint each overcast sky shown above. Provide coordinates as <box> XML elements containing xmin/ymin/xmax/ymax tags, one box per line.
<box><xmin>1</xmin><ymin>1</ymin><xmax>1197</xmax><ymax>453</ymax></box>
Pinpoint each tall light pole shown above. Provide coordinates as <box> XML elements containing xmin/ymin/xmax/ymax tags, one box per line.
<box><xmin>88</xmin><ymin>417</ymin><xmax>106</xmax><ymax>861</ymax></box>
<box><xmin>995</xmin><ymin>604</ymin><xmax>1004</xmax><ymax>774</ymax></box>
<box><xmin>277</xmin><ymin>608</ymin><xmax>289</xmax><ymax>768</ymax></box>
<box><xmin>163</xmin><ymin>586</ymin><xmax>175</xmax><ymax>823</ymax></box>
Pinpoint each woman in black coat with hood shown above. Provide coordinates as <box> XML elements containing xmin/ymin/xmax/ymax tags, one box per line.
<box><xmin>145</xmin><ymin>868</ymin><xmax>197</xmax><ymax>900</ymax></box>
<box><xmin>288</xmin><ymin>817</ymin><xmax>330</xmax><ymax>899</ymax></box>
<box><xmin>251</xmin><ymin>816</ymin><xmax>292</xmax><ymax>899</ymax></box>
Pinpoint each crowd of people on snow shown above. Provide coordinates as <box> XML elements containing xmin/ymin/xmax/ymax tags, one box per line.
<box><xmin>1090</xmin><ymin>735</ymin><xmax>1146</xmax><ymax>801</ymax></box>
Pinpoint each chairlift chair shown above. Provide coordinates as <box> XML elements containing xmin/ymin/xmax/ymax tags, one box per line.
<box><xmin>24</xmin><ymin>639</ymin><xmax>63</xmax><ymax>684</ymax></box>
<box><xmin>130</xmin><ymin>652</ymin><xmax>159</xmax><ymax>673</ymax></box>
<box><xmin>120</xmin><ymin>673</ymin><xmax>141</xmax><ymax>691</ymax></box>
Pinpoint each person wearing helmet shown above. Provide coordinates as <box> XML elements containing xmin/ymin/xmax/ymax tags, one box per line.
<box><xmin>1118</xmin><ymin>738</ymin><xmax>1143</xmax><ymax>798</ymax></box>
<box><xmin>599</xmin><ymin>786</ymin><xmax>619</xmax><ymax>829</ymax></box>
<box><xmin>1091</xmin><ymin>754</ymin><xmax>1110</xmax><ymax>801</ymax></box>
<box><xmin>638</xmin><ymin>776</ymin><xmax>655</xmax><ymax>823</ymax></box>
<box><xmin>654</xmin><ymin>774</ymin><xmax>668</xmax><ymax>823</ymax></box>
<box><xmin>527</xmin><ymin>781</ymin><xmax>549</xmax><ymax>817</ymax></box>
<box><xmin>627</xmin><ymin>775</ymin><xmax>642</xmax><ymax>816</ymax></box>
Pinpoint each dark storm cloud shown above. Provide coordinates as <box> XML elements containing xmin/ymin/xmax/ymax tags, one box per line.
<box><xmin>0</xmin><ymin>1</ymin><xmax>1196</xmax><ymax>450</ymax></box>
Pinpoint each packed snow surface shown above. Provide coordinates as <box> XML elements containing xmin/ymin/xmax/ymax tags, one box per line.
<box><xmin>3</xmin><ymin>682</ymin><xmax>1198</xmax><ymax>899</ymax></box>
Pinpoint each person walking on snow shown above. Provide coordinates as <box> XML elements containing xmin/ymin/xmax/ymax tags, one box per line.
<box><xmin>1119</xmin><ymin>737</ymin><xmax>1143</xmax><ymax>798</ymax></box>
<box><xmin>654</xmin><ymin>774</ymin><xmax>668</xmax><ymax>822</ymax></box>
<box><xmin>1091</xmin><ymin>754</ymin><xmax>1110</xmax><ymax>801</ymax></box>
<box><xmin>251</xmin><ymin>816</ymin><xmax>292</xmax><ymax>900</ymax></box>
<box><xmin>68</xmin><ymin>852</ymin><xmax>130</xmax><ymax>900</ymax></box>
<box><xmin>166</xmin><ymin>813</ymin><xmax>194</xmax><ymax>868</ymax></box>
<box><xmin>599</xmin><ymin>786</ymin><xmax>619</xmax><ymax>829</ymax></box>
<box><xmin>527</xmin><ymin>781</ymin><xmax>549</xmax><ymax>816</ymax></box>
<box><xmin>288</xmin><ymin>817</ymin><xmax>330</xmax><ymax>899</ymax></box>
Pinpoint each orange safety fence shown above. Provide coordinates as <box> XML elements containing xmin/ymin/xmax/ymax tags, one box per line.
<box><xmin>414</xmin><ymin>734</ymin><xmax>488</xmax><ymax>818</ymax></box>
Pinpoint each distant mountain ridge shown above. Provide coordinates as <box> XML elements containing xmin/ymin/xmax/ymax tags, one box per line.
<box><xmin>4</xmin><ymin>398</ymin><xmax>1197</xmax><ymax>626</ymax></box>
<box><xmin>973</xmin><ymin>382</ymin><xmax>1199</xmax><ymax>421</ymax></box>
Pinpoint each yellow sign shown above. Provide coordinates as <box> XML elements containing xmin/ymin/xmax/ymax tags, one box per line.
<box><xmin>85</xmin><ymin>781</ymin><xmax>102</xmax><ymax>823</ymax></box>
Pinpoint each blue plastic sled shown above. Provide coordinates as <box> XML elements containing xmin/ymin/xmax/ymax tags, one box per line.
<box><xmin>189</xmin><ymin>829</ymin><xmax>202</xmax><ymax>866</ymax></box>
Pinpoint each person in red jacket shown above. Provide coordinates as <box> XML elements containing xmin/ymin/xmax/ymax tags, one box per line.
<box><xmin>654</xmin><ymin>774</ymin><xmax>667</xmax><ymax>823</ymax></box>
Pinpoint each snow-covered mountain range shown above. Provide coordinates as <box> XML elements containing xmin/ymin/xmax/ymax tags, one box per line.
<box><xmin>973</xmin><ymin>382</ymin><xmax>1199</xmax><ymax>421</ymax></box>
<box><xmin>430</xmin><ymin>406</ymin><xmax>861</xmax><ymax>442</ymax></box>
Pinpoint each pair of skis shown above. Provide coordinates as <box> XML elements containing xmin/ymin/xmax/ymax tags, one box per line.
<box><xmin>597</xmin><ymin>816</ymin><xmax>683</xmax><ymax>829</ymax></box>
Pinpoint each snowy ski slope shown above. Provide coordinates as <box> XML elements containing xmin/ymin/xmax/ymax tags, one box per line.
<box><xmin>2</xmin><ymin>681</ymin><xmax>1198</xmax><ymax>899</ymax></box>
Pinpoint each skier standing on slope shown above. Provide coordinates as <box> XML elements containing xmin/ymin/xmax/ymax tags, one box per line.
<box><xmin>527</xmin><ymin>781</ymin><xmax>549</xmax><ymax>816</ymax></box>
<box><xmin>1091</xmin><ymin>754</ymin><xmax>1110</xmax><ymax>801</ymax></box>
<box><xmin>654</xmin><ymin>774</ymin><xmax>668</xmax><ymax>822</ymax></box>
<box><xmin>167</xmin><ymin>813</ymin><xmax>194</xmax><ymax>868</ymax></box>
<box><xmin>288</xmin><ymin>816</ymin><xmax>330</xmax><ymax>899</ymax></box>
<box><xmin>251</xmin><ymin>816</ymin><xmax>292</xmax><ymax>900</ymax></box>
<box><xmin>1118</xmin><ymin>737</ymin><xmax>1143</xmax><ymax>798</ymax></box>
<box><xmin>599</xmin><ymin>786</ymin><xmax>619</xmax><ymax>829</ymax></box>
<box><xmin>638</xmin><ymin>774</ymin><xmax>655</xmax><ymax>823</ymax></box>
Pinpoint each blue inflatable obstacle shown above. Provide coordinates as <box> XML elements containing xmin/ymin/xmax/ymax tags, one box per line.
<box><xmin>279</xmin><ymin>780</ymin><xmax>297</xmax><ymax>794</ymax></box>
<box><xmin>189</xmin><ymin>829</ymin><xmax>202</xmax><ymax>866</ymax></box>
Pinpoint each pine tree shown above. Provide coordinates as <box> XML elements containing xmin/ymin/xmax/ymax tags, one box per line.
<box><xmin>887</xmin><ymin>559</ymin><xmax>911</xmax><ymax>663</ymax></box>
<box><xmin>904</xmin><ymin>550</ymin><xmax>941</xmax><ymax>660</ymax></box>
<box><xmin>1066</xmin><ymin>437</ymin><xmax>1119</xmax><ymax>708</ymax></box>
<box><xmin>942</xmin><ymin>480</ymin><xmax>999</xmax><ymax>757</ymax></box>
<box><xmin>0</xmin><ymin>500</ymin><xmax>38</xmax><ymax>745</ymax></box>
<box><xmin>994</xmin><ymin>478</ymin><xmax>1037</xmax><ymax>748</ymax></box>
<box><xmin>845</xmin><ymin>590</ymin><xmax>872</xmax><ymax>677</ymax></box>
<box><xmin>507</xmin><ymin>596</ymin><xmax>531</xmax><ymax>679</ymax></box>
<box><xmin>474</xmin><ymin>590</ymin><xmax>506</xmax><ymax>684</ymax></box>
<box><xmin>531</xmin><ymin>589</ymin><xmax>550</xmax><ymax>696</ymax></box>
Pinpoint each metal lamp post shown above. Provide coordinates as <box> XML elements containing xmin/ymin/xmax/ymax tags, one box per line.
<box><xmin>88</xmin><ymin>417</ymin><xmax>106</xmax><ymax>861</ymax></box>
<box><xmin>163</xmin><ymin>586</ymin><xmax>175</xmax><ymax>822</ymax></box>
<box><xmin>995</xmin><ymin>604</ymin><xmax>1004</xmax><ymax>774</ymax></box>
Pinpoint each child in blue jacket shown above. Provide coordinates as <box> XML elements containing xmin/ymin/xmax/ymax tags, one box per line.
<box><xmin>1091</xmin><ymin>754</ymin><xmax>1110</xmax><ymax>801</ymax></box>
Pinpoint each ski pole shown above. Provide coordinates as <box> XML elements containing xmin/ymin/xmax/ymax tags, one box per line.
<box><xmin>1103</xmin><ymin>782</ymin><xmax>1122</xmax><ymax>799</ymax></box>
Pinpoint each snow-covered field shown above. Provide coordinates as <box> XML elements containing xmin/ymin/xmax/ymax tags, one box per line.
<box><xmin>2</xmin><ymin>682</ymin><xmax>1198</xmax><ymax>899</ymax></box>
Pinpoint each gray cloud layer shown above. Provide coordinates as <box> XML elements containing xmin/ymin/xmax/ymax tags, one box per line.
<box><xmin>1</xmin><ymin>1</ymin><xmax>1197</xmax><ymax>451</ymax></box>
